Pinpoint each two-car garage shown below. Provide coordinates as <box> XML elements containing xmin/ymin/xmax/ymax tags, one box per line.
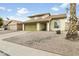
<box><xmin>24</xmin><ymin>23</ymin><xmax>37</xmax><ymax>31</ymax></box>
<box><xmin>24</xmin><ymin>22</ymin><xmax>47</xmax><ymax>31</ymax></box>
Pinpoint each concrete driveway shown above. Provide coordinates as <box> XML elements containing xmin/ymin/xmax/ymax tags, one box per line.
<box><xmin>0</xmin><ymin>31</ymin><xmax>60</xmax><ymax>56</ymax></box>
<box><xmin>0</xmin><ymin>30</ymin><xmax>17</xmax><ymax>35</ymax></box>
<box><xmin>3</xmin><ymin>31</ymin><xmax>79</xmax><ymax>56</ymax></box>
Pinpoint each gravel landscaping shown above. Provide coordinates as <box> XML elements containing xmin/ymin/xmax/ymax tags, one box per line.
<box><xmin>3</xmin><ymin>31</ymin><xmax>79</xmax><ymax>56</ymax></box>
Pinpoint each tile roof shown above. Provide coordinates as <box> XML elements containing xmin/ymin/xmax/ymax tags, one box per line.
<box><xmin>3</xmin><ymin>20</ymin><xmax>23</xmax><ymax>26</ymax></box>
<box><xmin>28</xmin><ymin>13</ymin><xmax>50</xmax><ymax>18</ymax></box>
<box><xmin>24</xmin><ymin>14</ymin><xmax>67</xmax><ymax>23</ymax></box>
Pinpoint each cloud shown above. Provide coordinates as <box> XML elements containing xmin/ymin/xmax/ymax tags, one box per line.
<box><xmin>6</xmin><ymin>16</ymin><xmax>26</xmax><ymax>21</ymax></box>
<box><xmin>17</xmin><ymin>8</ymin><xmax>20</xmax><ymax>9</ymax></box>
<box><xmin>51</xmin><ymin>7</ymin><xmax>59</xmax><ymax>11</ymax></box>
<box><xmin>0</xmin><ymin>7</ymin><xmax>12</xmax><ymax>12</ymax></box>
<box><xmin>51</xmin><ymin>3</ymin><xmax>69</xmax><ymax>12</ymax></box>
<box><xmin>0</xmin><ymin>7</ymin><xmax>5</xmax><ymax>11</ymax></box>
<box><xmin>17</xmin><ymin>8</ymin><xmax>29</xmax><ymax>15</ymax></box>
<box><xmin>7</xmin><ymin>16</ymin><xmax>19</xmax><ymax>20</ymax></box>
<box><xmin>60</xmin><ymin>3</ymin><xmax>68</xmax><ymax>8</ymax></box>
<box><xmin>7</xmin><ymin>9</ymin><xmax>12</xmax><ymax>12</ymax></box>
<box><xmin>6</xmin><ymin>16</ymin><xmax>22</xmax><ymax>21</ymax></box>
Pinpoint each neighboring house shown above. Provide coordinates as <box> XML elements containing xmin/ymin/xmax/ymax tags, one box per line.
<box><xmin>3</xmin><ymin>20</ymin><xmax>12</xmax><ymax>30</ymax></box>
<box><xmin>23</xmin><ymin>13</ymin><xmax>67</xmax><ymax>31</ymax></box>
<box><xmin>3</xmin><ymin>20</ymin><xmax>23</xmax><ymax>31</ymax></box>
<box><xmin>8</xmin><ymin>20</ymin><xmax>23</xmax><ymax>31</ymax></box>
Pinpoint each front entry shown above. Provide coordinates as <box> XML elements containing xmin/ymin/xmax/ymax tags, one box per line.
<box><xmin>40</xmin><ymin>23</ymin><xmax>47</xmax><ymax>31</ymax></box>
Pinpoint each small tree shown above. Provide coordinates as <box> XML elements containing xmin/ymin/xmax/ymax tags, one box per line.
<box><xmin>0</xmin><ymin>17</ymin><xmax>3</xmax><ymax>28</ymax></box>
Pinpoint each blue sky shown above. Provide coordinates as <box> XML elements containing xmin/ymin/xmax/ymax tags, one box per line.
<box><xmin>0</xmin><ymin>3</ymin><xmax>79</xmax><ymax>21</ymax></box>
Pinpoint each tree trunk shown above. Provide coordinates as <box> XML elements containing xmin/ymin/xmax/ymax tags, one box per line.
<box><xmin>66</xmin><ymin>3</ymin><xmax>79</xmax><ymax>40</ymax></box>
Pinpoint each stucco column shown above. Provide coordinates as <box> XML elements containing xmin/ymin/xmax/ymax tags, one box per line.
<box><xmin>36</xmin><ymin>23</ymin><xmax>40</xmax><ymax>31</ymax></box>
<box><xmin>22</xmin><ymin>24</ymin><xmax>24</xmax><ymax>31</ymax></box>
<box><xmin>47</xmin><ymin>22</ymin><xmax>50</xmax><ymax>31</ymax></box>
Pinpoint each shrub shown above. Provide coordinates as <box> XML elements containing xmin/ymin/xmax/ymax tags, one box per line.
<box><xmin>56</xmin><ymin>30</ymin><xmax>61</xmax><ymax>34</ymax></box>
<box><xmin>0</xmin><ymin>17</ymin><xmax>3</xmax><ymax>28</ymax></box>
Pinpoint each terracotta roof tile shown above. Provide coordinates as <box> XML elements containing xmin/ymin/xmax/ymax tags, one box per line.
<box><xmin>24</xmin><ymin>14</ymin><xmax>67</xmax><ymax>23</ymax></box>
<box><xmin>28</xmin><ymin>13</ymin><xmax>50</xmax><ymax>18</ymax></box>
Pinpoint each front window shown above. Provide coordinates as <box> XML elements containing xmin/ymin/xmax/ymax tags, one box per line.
<box><xmin>54</xmin><ymin>20</ymin><xmax>60</xmax><ymax>28</ymax></box>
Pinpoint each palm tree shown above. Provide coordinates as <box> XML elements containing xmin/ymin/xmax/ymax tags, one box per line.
<box><xmin>66</xmin><ymin>3</ymin><xmax>79</xmax><ymax>40</ymax></box>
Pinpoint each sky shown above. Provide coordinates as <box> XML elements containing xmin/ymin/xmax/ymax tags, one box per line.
<box><xmin>0</xmin><ymin>3</ymin><xmax>79</xmax><ymax>21</ymax></box>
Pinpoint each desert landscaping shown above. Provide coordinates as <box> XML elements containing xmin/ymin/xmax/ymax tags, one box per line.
<box><xmin>2</xmin><ymin>31</ymin><xmax>79</xmax><ymax>56</ymax></box>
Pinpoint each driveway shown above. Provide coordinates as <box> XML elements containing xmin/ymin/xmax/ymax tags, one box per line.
<box><xmin>3</xmin><ymin>31</ymin><xmax>79</xmax><ymax>56</ymax></box>
<box><xmin>0</xmin><ymin>30</ymin><xmax>17</xmax><ymax>35</ymax></box>
<box><xmin>0</xmin><ymin>31</ymin><xmax>60</xmax><ymax>56</ymax></box>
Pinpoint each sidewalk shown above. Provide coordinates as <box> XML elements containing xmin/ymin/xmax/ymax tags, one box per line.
<box><xmin>0</xmin><ymin>31</ymin><xmax>60</xmax><ymax>56</ymax></box>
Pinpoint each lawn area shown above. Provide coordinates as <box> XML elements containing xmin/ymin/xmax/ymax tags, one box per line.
<box><xmin>3</xmin><ymin>31</ymin><xmax>79</xmax><ymax>56</ymax></box>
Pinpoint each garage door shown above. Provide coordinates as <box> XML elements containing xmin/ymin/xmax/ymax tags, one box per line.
<box><xmin>8</xmin><ymin>25</ymin><xmax>17</xmax><ymax>31</ymax></box>
<box><xmin>25</xmin><ymin>24</ymin><xmax>37</xmax><ymax>31</ymax></box>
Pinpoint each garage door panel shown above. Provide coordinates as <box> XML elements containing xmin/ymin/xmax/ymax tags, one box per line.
<box><xmin>8</xmin><ymin>25</ymin><xmax>17</xmax><ymax>31</ymax></box>
<box><xmin>25</xmin><ymin>24</ymin><xmax>36</xmax><ymax>31</ymax></box>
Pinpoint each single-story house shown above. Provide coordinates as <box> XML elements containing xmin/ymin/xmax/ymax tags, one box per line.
<box><xmin>8</xmin><ymin>20</ymin><xmax>23</xmax><ymax>31</ymax></box>
<box><xmin>23</xmin><ymin>13</ymin><xmax>67</xmax><ymax>31</ymax></box>
<box><xmin>3</xmin><ymin>20</ymin><xmax>23</xmax><ymax>31</ymax></box>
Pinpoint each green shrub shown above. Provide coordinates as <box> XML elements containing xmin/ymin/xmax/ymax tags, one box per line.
<box><xmin>0</xmin><ymin>17</ymin><xmax>3</xmax><ymax>28</ymax></box>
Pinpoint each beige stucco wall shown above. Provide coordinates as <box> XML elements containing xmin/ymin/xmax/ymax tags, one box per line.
<box><xmin>17</xmin><ymin>24</ymin><xmax>22</xmax><ymax>30</ymax></box>
<box><xmin>50</xmin><ymin>18</ymin><xmax>66</xmax><ymax>31</ymax></box>
<box><xmin>36</xmin><ymin>23</ymin><xmax>40</xmax><ymax>31</ymax></box>
<box><xmin>8</xmin><ymin>24</ymin><xmax>17</xmax><ymax>31</ymax></box>
<box><xmin>8</xmin><ymin>21</ymin><xmax>22</xmax><ymax>31</ymax></box>
<box><xmin>8</xmin><ymin>21</ymin><xmax>17</xmax><ymax>31</ymax></box>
